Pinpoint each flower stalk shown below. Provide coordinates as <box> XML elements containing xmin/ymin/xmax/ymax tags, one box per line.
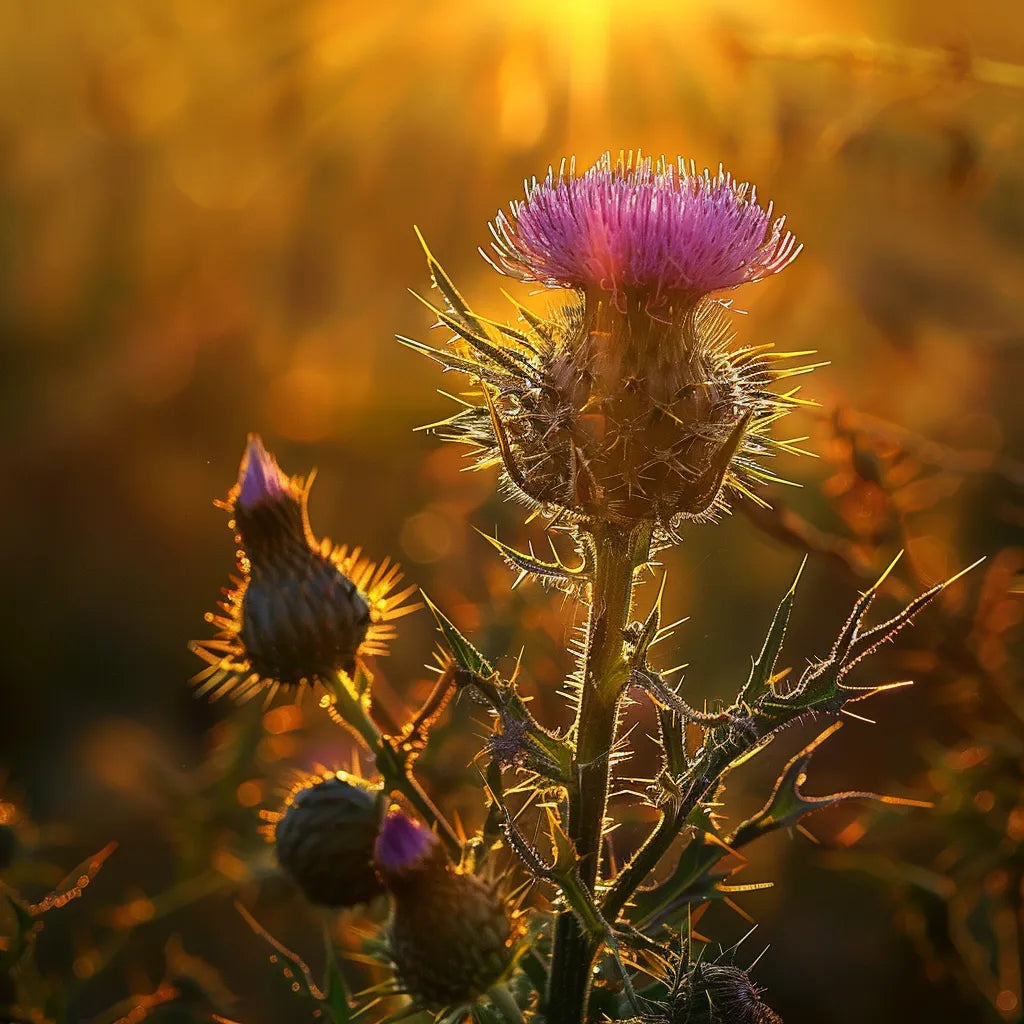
<box><xmin>547</xmin><ymin>521</ymin><xmax>651</xmax><ymax>1024</ymax></box>
<box><xmin>320</xmin><ymin>670</ymin><xmax>462</xmax><ymax>857</ymax></box>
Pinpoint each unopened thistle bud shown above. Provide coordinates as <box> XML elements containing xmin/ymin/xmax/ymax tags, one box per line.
<box><xmin>191</xmin><ymin>435</ymin><xmax>417</xmax><ymax>701</ymax></box>
<box><xmin>265</xmin><ymin>770</ymin><xmax>386</xmax><ymax>908</ymax></box>
<box><xmin>672</xmin><ymin>963</ymin><xmax>783</xmax><ymax>1024</ymax></box>
<box><xmin>412</xmin><ymin>152</ymin><xmax>814</xmax><ymax>529</ymax></box>
<box><xmin>374</xmin><ymin>811</ymin><xmax>518</xmax><ymax>1009</ymax></box>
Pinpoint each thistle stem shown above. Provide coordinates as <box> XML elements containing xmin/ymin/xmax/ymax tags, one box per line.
<box><xmin>546</xmin><ymin>523</ymin><xmax>650</xmax><ymax>1024</ymax></box>
<box><xmin>323</xmin><ymin>672</ymin><xmax>462</xmax><ymax>857</ymax></box>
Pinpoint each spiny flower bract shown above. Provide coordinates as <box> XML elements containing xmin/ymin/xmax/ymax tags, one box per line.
<box><xmin>190</xmin><ymin>435</ymin><xmax>418</xmax><ymax>703</ymax></box>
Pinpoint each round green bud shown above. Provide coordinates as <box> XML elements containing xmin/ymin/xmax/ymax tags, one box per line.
<box><xmin>274</xmin><ymin>772</ymin><xmax>386</xmax><ymax>908</ymax></box>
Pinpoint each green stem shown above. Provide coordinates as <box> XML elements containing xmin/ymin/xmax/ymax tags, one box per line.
<box><xmin>488</xmin><ymin>983</ymin><xmax>526</xmax><ymax>1024</ymax></box>
<box><xmin>546</xmin><ymin>523</ymin><xmax>650</xmax><ymax>1024</ymax></box>
<box><xmin>601</xmin><ymin>809</ymin><xmax>680</xmax><ymax>925</ymax></box>
<box><xmin>324</xmin><ymin>672</ymin><xmax>462</xmax><ymax>858</ymax></box>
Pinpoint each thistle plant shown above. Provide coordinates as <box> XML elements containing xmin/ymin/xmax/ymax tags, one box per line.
<box><xmin>189</xmin><ymin>151</ymin><xmax>973</xmax><ymax>1024</ymax></box>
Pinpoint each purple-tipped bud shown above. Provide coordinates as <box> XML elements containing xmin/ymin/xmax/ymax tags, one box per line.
<box><xmin>273</xmin><ymin>772</ymin><xmax>386</xmax><ymax>908</ymax></box>
<box><xmin>374</xmin><ymin>812</ymin><xmax>517</xmax><ymax>1009</ymax></box>
<box><xmin>237</xmin><ymin>434</ymin><xmax>288</xmax><ymax>510</ymax></box>
<box><xmin>229</xmin><ymin>440</ymin><xmax>371</xmax><ymax>686</ymax></box>
<box><xmin>192</xmin><ymin>438</ymin><xmax>416</xmax><ymax>701</ymax></box>
<box><xmin>374</xmin><ymin>811</ymin><xmax>441</xmax><ymax>877</ymax></box>
<box><xmin>490</xmin><ymin>152</ymin><xmax>800</xmax><ymax>307</ymax></box>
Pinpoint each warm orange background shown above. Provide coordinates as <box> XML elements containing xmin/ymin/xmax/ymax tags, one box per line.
<box><xmin>2</xmin><ymin>1</ymin><xmax>1022</xmax><ymax>1021</ymax></box>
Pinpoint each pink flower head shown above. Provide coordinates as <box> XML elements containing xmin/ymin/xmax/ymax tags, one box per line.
<box><xmin>374</xmin><ymin>811</ymin><xmax>438</xmax><ymax>874</ymax></box>
<box><xmin>489</xmin><ymin>152</ymin><xmax>800</xmax><ymax>306</ymax></box>
<box><xmin>236</xmin><ymin>434</ymin><xmax>288</xmax><ymax>510</ymax></box>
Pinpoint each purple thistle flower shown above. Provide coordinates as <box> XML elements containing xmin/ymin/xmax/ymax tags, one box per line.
<box><xmin>375</xmin><ymin>811</ymin><xmax>439</xmax><ymax>874</ymax></box>
<box><xmin>237</xmin><ymin>434</ymin><xmax>288</xmax><ymax>510</ymax></box>
<box><xmin>489</xmin><ymin>151</ymin><xmax>800</xmax><ymax>307</ymax></box>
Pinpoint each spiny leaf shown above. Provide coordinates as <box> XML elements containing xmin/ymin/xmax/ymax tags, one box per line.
<box><xmin>779</xmin><ymin>556</ymin><xmax>982</xmax><ymax>713</ymax></box>
<box><xmin>477</xmin><ymin>529</ymin><xmax>591</xmax><ymax>588</ymax></box>
<box><xmin>727</xmin><ymin>723</ymin><xmax>931</xmax><ymax>849</ymax></box>
<box><xmin>840</xmin><ymin>557</ymin><xmax>984</xmax><ymax>674</ymax></box>
<box><xmin>421</xmin><ymin>592</ymin><xmax>495</xmax><ymax>677</ymax></box>
<box><xmin>741</xmin><ymin>557</ymin><xmax>805</xmax><ymax>705</ymax></box>
<box><xmin>634</xmin><ymin>668</ymin><xmax>733</xmax><ymax>726</ymax></box>
<box><xmin>627</xmin><ymin>810</ymin><xmax>742</xmax><ymax>928</ymax></box>
<box><xmin>657</xmin><ymin>707</ymin><xmax>688</xmax><ymax>778</ymax></box>
<box><xmin>629</xmin><ymin>573</ymin><xmax>668</xmax><ymax>666</ymax></box>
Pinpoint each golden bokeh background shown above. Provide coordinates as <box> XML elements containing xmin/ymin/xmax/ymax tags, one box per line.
<box><xmin>2</xmin><ymin>0</ymin><xmax>1022</xmax><ymax>1020</ymax></box>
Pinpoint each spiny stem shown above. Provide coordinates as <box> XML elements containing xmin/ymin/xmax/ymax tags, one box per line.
<box><xmin>322</xmin><ymin>672</ymin><xmax>462</xmax><ymax>857</ymax></box>
<box><xmin>546</xmin><ymin>522</ymin><xmax>651</xmax><ymax>1024</ymax></box>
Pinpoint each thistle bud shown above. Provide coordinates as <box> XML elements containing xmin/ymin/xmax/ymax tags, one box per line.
<box><xmin>234</xmin><ymin>439</ymin><xmax>371</xmax><ymax>687</ymax></box>
<box><xmin>374</xmin><ymin>811</ymin><xmax>517</xmax><ymax>1009</ymax></box>
<box><xmin>672</xmin><ymin>963</ymin><xmax>783</xmax><ymax>1024</ymax></box>
<box><xmin>191</xmin><ymin>435</ymin><xmax>416</xmax><ymax>701</ymax></box>
<box><xmin>269</xmin><ymin>770</ymin><xmax>386</xmax><ymax>908</ymax></box>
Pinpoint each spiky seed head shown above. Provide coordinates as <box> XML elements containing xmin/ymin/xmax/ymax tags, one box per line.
<box><xmin>374</xmin><ymin>812</ymin><xmax>517</xmax><ymax>1009</ymax></box>
<box><xmin>413</xmin><ymin>152</ymin><xmax>811</xmax><ymax>530</ymax></box>
<box><xmin>671</xmin><ymin>963</ymin><xmax>782</xmax><ymax>1024</ymax></box>
<box><xmin>269</xmin><ymin>770</ymin><xmax>386</xmax><ymax>908</ymax></box>
<box><xmin>190</xmin><ymin>435</ymin><xmax>418</xmax><ymax>702</ymax></box>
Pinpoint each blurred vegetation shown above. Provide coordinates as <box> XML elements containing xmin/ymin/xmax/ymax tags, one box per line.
<box><xmin>1</xmin><ymin>0</ymin><xmax>1022</xmax><ymax>1021</ymax></box>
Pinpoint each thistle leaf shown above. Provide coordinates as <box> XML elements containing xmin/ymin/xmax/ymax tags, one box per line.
<box><xmin>634</xmin><ymin>668</ymin><xmax>733</xmax><ymax>726</ymax></box>
<box><xmin>727</xmin><ymin>722</ymin><xmax>931</xmax><ymax>849</ymax></box>
<box><xmin>421</xmin><ymin>592</ymin><xmax>495</xmax><ymax>677</ymax></box>
<box><xmin>629</xmin><ymin>573</ymin><xmax>667</xmax><ymax>666</ymax></box>
<box><xmin>741</xmin><ymin>557</ymin><xmax>805</xmax><ymax>705</ymax></box>
<box><xmin>322</xmin><ymin>922</ymin><xmax>352</xmax><ymax>1024</ymax></box>
<box><xmin>477</xmin><ymin>529</ymin><xmax>591</xmax><ymax>587</ymax></box>
<box><xmin>627</xmin><ymin>809</ymin><xmax>744</xmax><ymax>928</ymax></box>
<box><xmin>775</xmin><ymin>557</ymin><xmax>982</xmax><ymax>714</ymax></box>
